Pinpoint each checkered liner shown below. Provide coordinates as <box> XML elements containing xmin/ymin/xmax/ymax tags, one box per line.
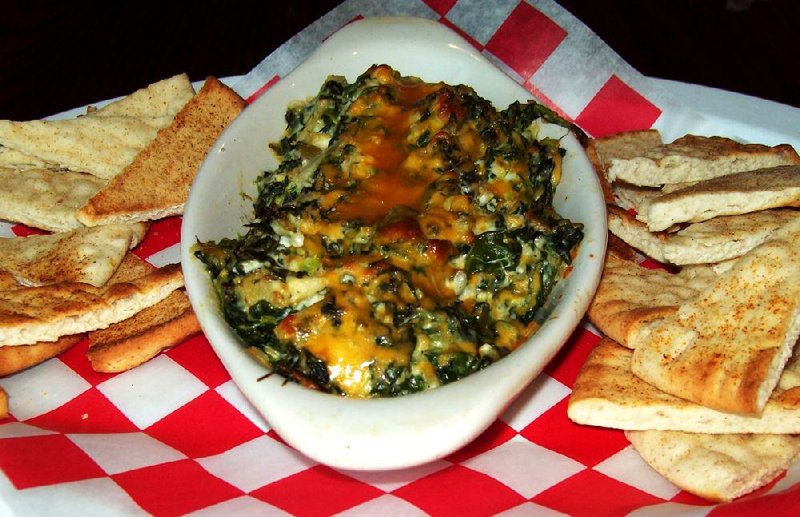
<box><xmin>1</xmin><ymin>1</ymin><xmax>798</xmax><ymax>515</ymax></box>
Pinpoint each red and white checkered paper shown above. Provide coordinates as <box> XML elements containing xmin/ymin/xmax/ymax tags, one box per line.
<box><xmin>1</xmin><ymin>1</ymin><xmax>798</xmax><ymax>515</ymax></box>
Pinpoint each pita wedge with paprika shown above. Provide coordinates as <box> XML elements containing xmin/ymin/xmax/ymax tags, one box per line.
<box><xmin>630</xmin><ymin>218</ymin><xmax>800</xmax><ymax>415</ymax></box>
<box><xmin>0</xmin><ymin>263</ymin><xmax>183</xmax><ymax>347</ymax></box>
<box><xmin>587</xmin><ymin>253</ymin><xmax>717</xmax><ymax>349</ymax></box>
<box><xmin>569</xmin><ymin>337</ymin><xmax>800</xmax><ymax>434</ymax></box>
<box><xmin>0</xmin><ymin>223</ymin><xmax>147</xmax><ymax>287</ymax></box>
<box><xmin>607</xmin><ymin>205</ymin><xmax>800</xmax><ymax>266</ymax></box>
<box><xmin>87</xmin><ymin>254</ymin><xmax>200</xmax><ymax>373</ymax></box>
<box><xmin>77</xmin><ymin>77</ymin><xmax>246</xmax><ymax>226</ymax></box>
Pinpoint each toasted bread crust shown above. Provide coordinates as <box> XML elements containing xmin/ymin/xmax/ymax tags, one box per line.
<box><xmin>88</xmin><ymin>292</ymin><xmax>200</xmax><ymax>373</ymax></box>
<box><xmin>77</xmin><ymin>77</ymin><xmax>246</xmax><ymax>225</ymax></box>
<box><xmin>0</xmin><ymin>333</ymin><xmax>84</xmax><ymax>376</ymax></box>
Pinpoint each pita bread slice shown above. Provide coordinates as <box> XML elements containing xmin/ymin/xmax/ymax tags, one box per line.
<box><xmin>0</xmin><ymin>166</ymin><xmax>105</xmax><ymax>231</ymax></box>
<box><xmin>87</xmin><ymin>254</ymin><xmax>200</xmax><ymax>373</ymax></box>
<box><xmin>626</xmin><ymin>430</ymin><xmax>800</xmax><ymax>502</ymax></box>
<box><xmin>587</xmin><ymin>253</ymin><xmax>716</xmax><ymax>348</ymax></box>
<box><xmin>0</xmin><ymin>387</ymin><xmax>7</xmax><ymax>419</ymax></box>
<box><xmin>0</xmin><ymin>223</ymin><xmax>146</xmax><ymax>287</ymax></box>
<box><xmin>0</xmin><ymin>334</ymin><xmax>84</xmax><ymax>377</ymax></box>
<box><xmin>88</xmin><ymin>293</ymin><xmax>199</xmax><ymax>373</ymax></box>
<box><xmin>0</xmin><ymin>263</ymin><xmax>183</xmax><ymax>346</ymax></box>
<box><xmin>77</xmin><ymin>77</ymin><xmax>246</xmax><ymax>225</ymax></box>
<box><xmin>90</xmin><ymin>73</ymin><xmax>195</xmax><ymax>119</ymax></box>
<box><xmin>631</xmin><ymin>218</ymin><xmax>800</xmax><ymax>414</ymax></box>
<box><xmin>639</xmin><ymin>165</ymin><xmax>800</xmax><ymax>231</ymax></box>
<box><xmin>568</xmin><ymin>338</ymin><xmax>800</xmax><ymax>433</ymax></box>
<box><xmin>587</xmin><ymin>130</ymin><xmax>663</xmax><ymax>204</ymax></box>
<box><xmin>0</xmin><ymin>147</ymin><xmax>47</xmax><ymax>170</ymax></box>
<box><xmin>0</xmin><ymin>271</ymin><xmax>20</xmax><ymax>291</ymax></box>
<box><xmin>608</xmin><ymin>205</ymin><xmax>800</xmax><ymax>265</ymax></box>
<box><xmin>606</xmin><ymin>134</ymin><xmax>800</xmax><ymax>187</ymax></box>
<box><xmin>0</xmin><ymin>115</ymin><xmax>175</xmax><ymax>179</ymax></box>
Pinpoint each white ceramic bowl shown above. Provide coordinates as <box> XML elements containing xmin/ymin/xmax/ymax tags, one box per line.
<box><xmin>181</xmin><ymin>16</ymin><xmax>607</xmax><ymax>471</ymax></box>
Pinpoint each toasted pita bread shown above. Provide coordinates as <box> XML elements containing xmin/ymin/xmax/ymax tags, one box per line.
<box><xmin>587</xmin><ymin>130</ymin><xmax>662</xmax><ymax>204</ymax></box>
<box><xmin>87</xmin><ymin>254</ymin><xmax>200</xmax><ymax>372</ymax></box>
<box><xmin>0</xmin><ymin>147</ymin><xmax>47</xmax><ymax>170</ymax></box>
<box><xmin>90</xmin><ymin>73</ymin><xmax>195</xmax><ymax>119</ymax></box>
<box><xmin>0</xmin><ymin>271</ymin><xmax>20</xmax><ymax>291</ymax></box>
<box><xmin>0</xmin><ymin>263</ymin><xmax>183</xmax><ymax>346</ymax></box>
<box><xmin>0</xmin><ymin>334</ymin><xmax>84</xmax><ymax>376</ymax></box>
<box><xmin>608</xmin><ymin>205</ymin><xmax>800</xmax><ymax>265</ymax></box>
<box><xmin>0</xmin><ymin>116</ymin><xmax>173</xmax><ymax>179</ymax></box>
<box><xmin>626</xmin><ymin>430</ymin><xmax>800</xmax><ymax>502</ymax></box>
<box><xmin>605</xmin><ymin>134</ymin><xmax>800</xmax><ymax>187</ymax></box>
<box><xmin>0</xmin><ymin>167</ymin><xmax>105</xmax><ymax>231</ymax></box>
<box><xmin>638</xmin><ymin>165</ymin><xmax>800</xmax><ymax>231</ymax></box>
<box><xmin>589</xmin><ymin>130</ymin><xmax>663</xmax><ymax>169</ymax></box>
<box><xmin>569</xmin><ymin>338</ymin><xmax>800</xmax><ymax>433</ymax></box>
<box><xmin>88</xmin><ymin>293</ymin><xmax>199</xmax><ymax>373</ymax></box>
<box><xmin>587</xmin><ymin>253</ymin><xmax>717</xmax><ymax>348</ymax></box>
<box><xmin>0</xmin><ymin>223</ymin><xmax>147</xmax><ymax>287</ymax></box>
<box><xmin>631</xmin><ymin>218</ymin><xmax>800</xmax><ymax>414</ymax></box>
<box><xmin>0</xmin><ymin>387</ymin><xmax>7</xmax><ymax>419</ymax></box>
<box><xmin>77</xmin><ymin>77</ymin><xmax>246</xmax><ymax>226</ymax></box>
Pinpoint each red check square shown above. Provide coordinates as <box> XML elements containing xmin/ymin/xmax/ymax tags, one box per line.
<box><xmin>251</xmin><ymin>465</ymin><xmax>384</xmax><ymax>516</ymax></box>
<box><xmin>486</xmin><ymin>3</ymin><xmax>567</xmax><ymax>80</ymax></box>
<box><xmin>395</xmin><ymin>464</ymin><xmax>525</xmax><ymax>515</ymax></box>
<box><xmin>113</xmin><ymin>459</ymin><xmax>243</xmax><ymax>515</ymax></box>
<box><xmin>533</xmin><ymin>469</ymin><xmax>664</xmax><ymax>516</ymax></box>
<box><xmin>575</xmin><ymin>75</ymin><xmax>662</xmax><ymax>137</ymax></box>
<box><xmin>521</xmin><ymin>398</ymin><xmax>629</xmax><ymax>467</ymax></box>
<box><xmin>26</xmin><ymin>388</ymin><xmax>137</xmax><ymax>434</ymax></box>
<box><xmin>145</xmin><ymin>390</ymin><xmax>263</xmax><ymax>458</ymax></box>
<box><xmin>424</xmin><ymin>0</ymin><xmax>458</xmax><ymax>17</ymax></box>
<box><xmin>0</xmin><ymin>434</ymin><xmax>104</xmax><ymax>489</ymax></box>
<box><xmin>133</xmin><ymin>216</ymin><xmax>182</xmax><ymax>260</ymax></box>
<box><xmin>166</xmin><ymin>335</ymin><xmax>230</xmax><ymax>389</ymax></box>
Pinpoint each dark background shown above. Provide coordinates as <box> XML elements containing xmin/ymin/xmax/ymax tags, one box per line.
<box><xmin>1</xmin><ymin>0</ymin><xmax>799</xmax><ymax>120</ymax></box>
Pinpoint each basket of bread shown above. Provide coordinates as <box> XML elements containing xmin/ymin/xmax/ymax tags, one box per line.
<box><xmin>0</xmin><ymin>74</ymin><xmax>246</xmax><ymax>415</ymax></box>
<box><xmin>570</xmin><ymin>130</ymin><xmax>800</xmax><ymax>501</ymax></box>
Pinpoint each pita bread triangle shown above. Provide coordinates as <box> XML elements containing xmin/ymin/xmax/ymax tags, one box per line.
<box><xmin>626</xmin><ymin>429</ymin><xmax>800</xmax><ymax>503</ymax></box>
<box><xmin>0</xmin><ymin>223</ymin><xmax>147</xmax><ymax>288</ymax></box>
<box><xmin>568</xmin><ymin>337</ymin><xmax>800</xmax><ymax>433</ymax></box>
<box><xmin>0</xmin><ymin>166</ymin><xmax>105</xmax><ymax>232</ymax></box>
<box><xmin>90</xmin><ymin>73</ymin><xmax>195</xmax><ymax>119</ymax></box>
<box><xmin>86</xmin><ymin>254</ymin><xmax>200</xmax><ymax>373</ymax></box>
<box><xmin>603</xmin><ymin>133</ymin><xmax>800</xmax><ymax>187</ymax></box>
<box><xmin>0</xmin><ymin>116</ymin><xmax>171</xmax><ymax>179</ymax></box>
<box><xmin>76</xmin><ymin>77</ymin><xmax>246</xmax><ymax>225</ymax></box>
<box><xmin>0</xmin><ymin>74</ymin><xmax>196</xmax><ymax>179</ymax></box>
<box><xmin>638</xmin><ymin>165</ymin><xmax>800</xmax><ymax>231</ymax></box>
<box><xmin>0</xmin><ymin>263</ymin><xmax>183</xmax><ymax>346</ymax></box>
<box><xmin>587</xmin><ymin>252</ymin><xmax>717</xmax><ymax>348</ymax></box>
<box><xmin>630</xmin><ymin>217</ymin><xmax>800</xmax><ymax>414</ymax></box>
<box><xmin>607</xmin><ymin>204</ymin><xmax>800</xmax><ymax>266</ymax></box>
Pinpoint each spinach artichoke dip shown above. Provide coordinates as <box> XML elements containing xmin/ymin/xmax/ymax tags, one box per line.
<box><xmin>195</xmin><ymin>64</ymin><xmax>584</xmax><ymax>398</ymax></box>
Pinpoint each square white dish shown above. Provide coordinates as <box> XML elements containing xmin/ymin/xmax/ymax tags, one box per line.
<box><xmin>181</xmin><ymin>16</ymin><xmax>607</xmax><ymax>470</ymax></box>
